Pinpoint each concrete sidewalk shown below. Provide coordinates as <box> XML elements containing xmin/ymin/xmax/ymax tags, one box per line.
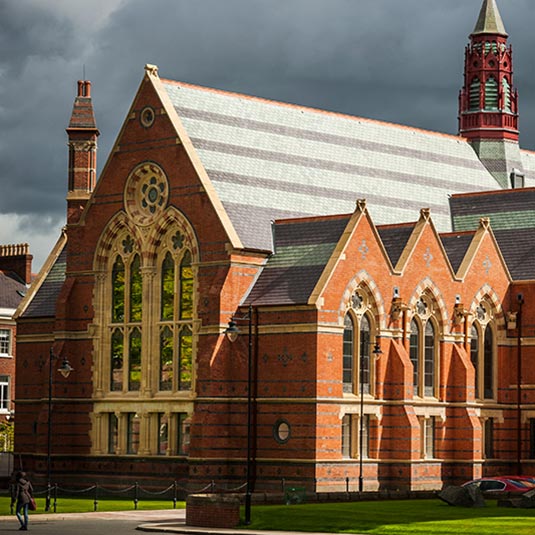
<box><xmin>1</xmin><ymin>509</ymin><xmax>352</xmax><ymax>535</ymax></box>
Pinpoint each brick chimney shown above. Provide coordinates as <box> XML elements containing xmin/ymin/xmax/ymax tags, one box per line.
<box><xmin>66</xmin><ymin>80</ymin><xmax>99</xmax><ymax>225</ymax></box>
<box><xmin>0</xmin><ymin>243</ymin><xmax>33</xmax><ymax>284</ymax></box>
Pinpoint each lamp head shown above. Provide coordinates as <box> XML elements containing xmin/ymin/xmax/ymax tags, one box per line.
<box><xmin>58</xmin><ymin>358</ymin><xmax>74</xmax><ymax>378</ymax></box>
<box><xmin>373</xmin><ymin>340</ymin><xmax>383</xmax><ymax>358</ymax></box>
<box><xmin>225</xmin><ymin>320</ymin><xmax>240</xmax><ymax>342</ymax></box>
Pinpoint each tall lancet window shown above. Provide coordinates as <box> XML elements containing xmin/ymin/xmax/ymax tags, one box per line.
<box><xmin>470</xmin><ymin>302</ymin><xmax>496</xmax><ymax>400</ymax></box>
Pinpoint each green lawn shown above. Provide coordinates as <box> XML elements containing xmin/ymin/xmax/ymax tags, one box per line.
<box><xmin>3</xmin><ymin>495</ymin><xmax>535</xmax><ymax>534</ymax></box>
<box><xmin>245</xmin><ymin>499</ymin><xmax>535</xmax><ymax>535</ymax></box>
<box><xmin>0</xmin><ymin>495</ymin><xmax>184</xmax><ymax>515</ymax></box>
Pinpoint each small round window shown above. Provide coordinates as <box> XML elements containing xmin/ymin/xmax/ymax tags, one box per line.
<box><xmin>274</xmin><ymin>420</ymin><xmax>291</xmax><ymax>444</ymax></box>
<box><xmin>140</xmin><ymin>106</ymin><xmax>155</xmax><ymax>128</ymax></box>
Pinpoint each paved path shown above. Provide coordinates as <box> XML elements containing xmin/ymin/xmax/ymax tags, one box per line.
<box><xmin>0</xmin><ymin>509</ymin><xmax>350</xmax><ymax>535</ymax></box>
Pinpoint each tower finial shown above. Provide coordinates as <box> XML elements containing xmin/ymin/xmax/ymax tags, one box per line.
<box><xmin>472</xmin><ymin>0</ymin><xmax>507</xmax><ymax>37</ymax></box>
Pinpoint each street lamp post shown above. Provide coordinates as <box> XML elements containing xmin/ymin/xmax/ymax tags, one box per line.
<box><xmin>358</xmin><ymin>338</ymin><xmax>382</xmax><ymax>493</ymax></box>
<box><xmin>46</xmin><ymin>347</ymin><xmax>74</xmax><ymax>512</ymax></box>
<box><xmin>516</xmin><ymin>293</ymin><xmax>524</xmax><ymax>476</ymax></box>
<box><xmin>225</xmin><ymin>304</ymin><xmax>253</xmax><ymax>525</ymax></box>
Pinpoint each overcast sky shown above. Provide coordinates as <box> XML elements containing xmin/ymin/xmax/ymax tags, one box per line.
<box><xmin>1</xmin><ymin>0</ymin><xmax>533</xmax><ymax>271</ymax></box>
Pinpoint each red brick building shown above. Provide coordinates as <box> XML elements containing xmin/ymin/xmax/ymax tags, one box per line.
<box><xmin>0</xmin><ymin>244</ymin><xmax>32</xmax><ymax>424</ymax></box>
<box><xmin>13</xmin><ymin>0</ymin><xmax>535</xmax><ymax>493</ymax></box>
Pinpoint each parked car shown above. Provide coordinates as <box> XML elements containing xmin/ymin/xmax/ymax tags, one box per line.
<box><xmin>463</xmin><ymin>476</ymin><xmax>535</xmax><ymax>493</ymax></box>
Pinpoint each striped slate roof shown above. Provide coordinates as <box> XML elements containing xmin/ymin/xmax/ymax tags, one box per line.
<box><xmin>24</xmin><ymin>247</ymin><xmax>66</xmax><ymax>317</ymax></box>
<box><xmin>245</xmin><ymin>215</ymin><xmax>350</xmax><ymax>305</ymax></box>
<box><xmin>450</xmin><ymin>187</ymin><xmax>535</xmax><ymax>232</ymax></box>
<box><xmin>162</xmin><ymin>80</ymin><xmax>504</xmax><ymax>253</ymax></box>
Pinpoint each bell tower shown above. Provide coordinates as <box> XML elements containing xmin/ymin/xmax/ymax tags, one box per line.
<box><xmin>459</xmin><ymin>0</ymin><xmax>522</xmax><ymax>189</ymax></box>
<box><xmin>66</xmin><ymin>80</ymin><xmax>99</xmax><ymax>225</ymax></box>
<box><xmin>459</xmin><ymin>0</ymin><xmax>518</xmax><ymax>141</ymax></box>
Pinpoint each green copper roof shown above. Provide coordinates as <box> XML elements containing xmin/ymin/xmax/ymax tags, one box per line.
<box><xmin>472</xmin><ymin>0</ymin><xmax>507</xmax><ymax>37</ymax></box>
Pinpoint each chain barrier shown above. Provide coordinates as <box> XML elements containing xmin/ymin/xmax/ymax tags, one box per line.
<box><xmin>22</xmin><ymin>479</ymin><xmax>236</xmax><ymax>512</ymax></box>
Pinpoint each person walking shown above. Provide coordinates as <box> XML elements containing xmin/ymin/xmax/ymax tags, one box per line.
<box><xmin>11</xmin><ymin>471</ymin><xmax>34</xmax><ymax>531</ymax></box>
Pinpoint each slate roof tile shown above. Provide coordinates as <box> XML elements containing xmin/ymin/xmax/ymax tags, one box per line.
<box><xmin>494</xmin><ymin>228</ymin><xmax>535</xmax><ymax>280</ymax></box>
<box><xmin>246</xmin><ymin>216</ymin><xmax>350</xmax><ymax>305</ymax></box>
<box><xmin>163</xmin><ymin>79</ymin><xmax>504</xmax><ymax>252</ymax></box>
<box><xmin>377</xmin><ymin>224</ymin><xmax>415</xmax><ymax>267</ymax></box>
<box><xmin>0</xmin><ymin>271</ymin><xmax>26</xmax><ymax>309</ymax></box>
<box><xmin>440</xmin><ymin>232</ymin><xmax>475</xmax><ymax>273</ymax></box>
<box><xmin>24</xmin><ymin>248</ymin><xmax>66</xmax><ymax>317</ymax></box>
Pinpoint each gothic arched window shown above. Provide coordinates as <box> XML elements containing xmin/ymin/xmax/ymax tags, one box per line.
<box><xmin>410</xmin><ymin>296</ymin><xmax>439</xmax><ymax>399</ymax></box>
<box><xmin>410</xmin><ymin>319</ymin><xmax>420</xmax><ymax>396</ymax></box>
<box><xmin>470</xmin><ymin>325</ymin><xmax>480</xmax><ymax>397</ymax></box>
<box><xmin>342</xmin><ymin>311</ymin><xmax>373</xmax><ymax>395</ymax></box>
<box><xmin>343</xmin><ymin>315</ymin><xmax>354</xmax><ymax>393</ymax></box>
<box><xmin>470</xmin><ymin>304</ymin><xmax>496</xmax><ymax>400</ymax></box>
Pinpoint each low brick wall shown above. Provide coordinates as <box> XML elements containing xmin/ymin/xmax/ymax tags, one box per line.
<box><xmin>186</xmin><ymin>493</ymin><xmax>241</xmax><ymax>528</ymax></box>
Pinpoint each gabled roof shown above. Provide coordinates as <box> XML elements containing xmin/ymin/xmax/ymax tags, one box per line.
<box><xmin>440</xmin><ymin>232</ymin><xmax>476</xmax><ymax>273</ymax></box>
<box><xmin>159</xmin><ymin>76</ymin><xmax>503</xmax><ymax>254</ymax></box>
<box><xmin>245</xmin><ymin>214</ymin><xmax>351</xmax><ymax>306</ymax></box>
<box><xmin>16</xmin><ymin>233</ymin><xmax>67</xmax><ymax>319</ymax></box>
<box><xmin>23</xmin><ymin>247</ymin><xmax>66</xmax><ymax>317</ymax></box>
<box><xmin>377</xmin><ymin>223</ymin><xmax>416</xmax><ymax>267</ymax></box>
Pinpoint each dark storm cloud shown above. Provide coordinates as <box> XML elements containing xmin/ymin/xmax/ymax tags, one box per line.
<box><xmin>0</xmin><ymin>0</ymin><xmax>534</xmax><ymax>269</ymax></box>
